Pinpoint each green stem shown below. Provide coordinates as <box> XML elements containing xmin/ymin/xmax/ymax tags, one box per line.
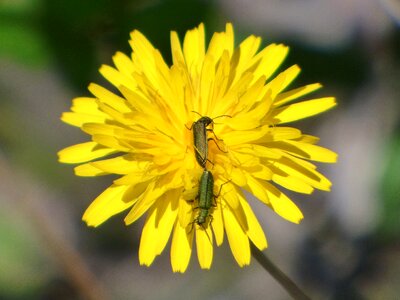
<box><xmin>251</xmin><ymin>244</ymin><xmax>311</xmax><ymax>300</ymax></box>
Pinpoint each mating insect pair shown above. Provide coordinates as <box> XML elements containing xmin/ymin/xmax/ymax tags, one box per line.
<box><xmin>186</xmin><ymin>113</ymin><xmax>231</xmax><ymax>230</ymax></box>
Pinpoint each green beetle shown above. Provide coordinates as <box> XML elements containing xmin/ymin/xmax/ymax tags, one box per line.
<box><xmin>187</xmin><ymin>113</ymin><xmax>230</xmax><ymax>168</ymax></box>
<box><xmin>192</xmin><ymin>170</ymin><xmax>231</xmax><ymax>227</ymax></box>
<box><xmin>195</xmin><ymin>169</ymin><xmax>215</xmax><ymax>225</ymax></box>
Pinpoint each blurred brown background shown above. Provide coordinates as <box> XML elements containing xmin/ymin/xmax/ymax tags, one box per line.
<box><xmin>1</xmin><ymin>0</ymin><xmax>399</xmax><ymax>299</ymax></box>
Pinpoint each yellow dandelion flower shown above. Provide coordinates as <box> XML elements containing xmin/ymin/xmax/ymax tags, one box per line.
<box><xmin>58</xmin><ymin>23</ymin><xmax>337</xmax><ymax>273</ymax></box>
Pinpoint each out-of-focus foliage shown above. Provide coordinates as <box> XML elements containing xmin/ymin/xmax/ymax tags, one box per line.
<box><xmin>41</xmin><ymin>0</ymin><xmax>215</xmax><ymax>90</ymax></box>
<box><xmin>0</xmin><ymin>209</ymin><xmax>49</xmax><ymax>299</ymax></box>
<box><xmin>0</xmin><ymin>0</ymin><xmax>50</xmax><ymax>67</ymax></box>
<box><xmin>379</xmin><ymin>133</ymin><xmax>400</xmax><ymax>240</ymax></box>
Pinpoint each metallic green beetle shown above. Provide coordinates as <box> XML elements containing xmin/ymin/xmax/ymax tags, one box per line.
<box><xmin>192</xmin><ymin>170</ymin><xmax>230</xmax><ymax>227</ymax></box>
<box><xmin>194</xmin><ymin>169</ymin><xmax>215</xmax><ymax>226</ymax></box>
<box><xmin>188</xmin><ymin>113</ymin><xmax>230</xmax><ymax>168</ymax></box>
<box><xmin>192</xmin><ymin>116</ymin><xmax>214</xmax><ymax>168</ymax></box>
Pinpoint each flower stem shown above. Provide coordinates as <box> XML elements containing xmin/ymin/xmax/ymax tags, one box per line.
<box><xmin>251</xmin><ymin>244</ymin><xmax>311</xmax><ymax>300</ymax></box>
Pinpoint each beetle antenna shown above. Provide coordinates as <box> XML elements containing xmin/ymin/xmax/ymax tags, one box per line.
<box><xmin>191</xmin><ymin>110</ymin><xmax>202</xmax><ymax>117</ymax></box>
<box><xmin>213</xmin><ymin>114</ymin><xmax>232</xmax><ymax>120</ymax></box>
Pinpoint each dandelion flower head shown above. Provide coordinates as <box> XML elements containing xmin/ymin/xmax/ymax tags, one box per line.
<box><xmin>58</xmin><ymin>23</ymin><xmax>337</xmax><ymax>272</ymax></box>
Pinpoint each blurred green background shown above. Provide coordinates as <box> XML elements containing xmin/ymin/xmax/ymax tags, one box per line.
<box><xmin>1</xmin><ymin>0</ymin><xmax>399</xmax><ymax>299</ymax></box>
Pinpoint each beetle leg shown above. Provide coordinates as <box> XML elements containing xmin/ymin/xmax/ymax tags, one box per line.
<box><xmin>214</xmin><ymin>179</ymin><xmax>232</xmax><ymax>198</ymax></box>
<box><xmin>208</xmin><ymin>138</ymin><xmax>228</xmax><ymax>153</ymax></box>
<box><xmin>207</xmin><ymin>128</ymin><xmax>224</xmax><ymax>141</ymax></box>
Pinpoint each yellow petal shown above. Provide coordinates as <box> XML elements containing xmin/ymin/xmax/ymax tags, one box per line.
<box><xmin>274</xmin><ymin>157</ymin><xmax>332</xmax><ymax>191</ymax></box>
<box><xmin>263</xmin><ymin>127</ymin><xmax>302</xmax><ymax>142</ymax></box>
<box><xmin>130</xmin><ymin>29</ymin><xmax>156</xmax><ymax>64</ymax></box>
<box><xmin>226</xmin><ymin>80</ymin><xmax>269</xmax><ymax>130</ymax></box>
<box><xmin>61</xmin><ymin>97</ymin><xmax>107</xmax><ymax>127</ymax></box>
<box><xmin>171</xmin><ymin>222</ymin><xmax>193</xmax><ymax>273</ymax></box>
<box><xmin>289</xmin><ymin>155</ymin><xmax>318</xmax><ymax>171</ymax></box>
<box><xmin>154</xmin><ymin>195</ymin><xmax>179</xmax><ymax>255</ymax></box>
<box><xmin>139</xmin><ymin>194</ymin><xmax>178</xmax><ymax>266</ymax></box>
<box><xmin>82</xmin><ymin>184</ymin><xmax>133</xmax><ymax>227</ymax></box>
<box><xmin>58</xmin><ymin>142</ymin><xmax>117</xmax><ymax>164</ymax></box>
<box><xmin>88</xmin><ymin>83</ymin><xmax>131</xmax><ymax>113</ymax></box>
<box><xmin>170</xmin><ymin>31</ymin><xmax>185</xmax><ymax>65</ymax></box>
<box><xmin>211</xmin><ymin>203</ymin><xmax>224</xmax><ymax>246</ymax></box>
<box><xmin>74</xmin><ymin>163</ymin><xmax>107</xmax><ymax>177</ymax></box>
<box><xmin>118</xmin><ymin>85</ymin><xmax>156</xmax><ymax>117</ymax></box>
<box><xmin>227</xmin><ymin>151</ymin><xmax>259</xmax><ymax>168</ymax></box>
<box><xmin>94</xmin><ymin>100</ymin><xmax>133</xmax><ymax>125</ymax></box>
<box><xmin>124</xmin><ymin>171</ymin><xmax>183</xmax><ymax>225</ymax></box>
<box><xmin>215</xmin><ymin>72</ymin><xmax>254</xmax><ymax>116</ymax></box>
<box><xmin>294</xmin><ymin>134</ymin><xmax>320</xmax><ymax>145</ymax></box>
<box><xmin>61</xmin><ymin>112</ymin><xmax>107</xmax><ymax>127</ymax></box>
<box><xmin>139</xmin><ymin>205</ymin><xmax>159</xmax><ymax>266</ymax></box>
<box><xmin>124</xmin><ymin>181</ymin><xmax>158</xmax><ymax>225</ymax></box>
<box><xmin>206</xmin><ymin>24</ymin><xmax>234</xmax><ymax>61</ymax></box>
<box><xmin>129</xmin><ymin>36</ymin><xmax>171</xmax><ymax>99</ymax></box>
<box><xmin>251</xmin><ymin>43</ymin><xmax>289</xmax><ymax>83</ymax></box>
<box><xmin>223</xmin><ymin>125</ymin><xmax>270</xmax><ymax>146</ymax></box>
<box><xmin>228</xmin><ymin>197</ymin><xmax>249</xmax><ymax>232</ymax></box>
<box><xmin>264</xmin><ymin>65</ymin><xmax>300</xmax><ymax>99</ymax></box>
<box><xmin>274</xmin><ymin>83</ymin><xmax>322</xmax><ymax>107</ymax></box>
<box><xmin>91</xmin><ymin>155</ymin><xmax>148</xmax><ymax>175</ymax></box>
<box><xmin>244</xmin><ymin>175</ymin><xmax>270</xmax><ymax>205</ymax></box>
<box><xmin>238</xmin><ymin>193</ymin><xmax>267</xmax><ymax>250</ymax></box>
<box><xmin>272</xmin><ymin>173</ymin><xmax>314</xmax><ymax>194</ymax></box>
<box><xmin>112</xmin><ymin>51</ymin><xmax>135</xmax><ymax>78</ymax></box>
<box><xmin>244</xmin><ymin>164</ymin><xmax>273</xmax><ymax>181</ymax></box>
<box><xmin>70</xmin><ymin>97</ymin><xmax>102</xmax><ymax>114</ymax></box>
<box><xmin>99</xmin><ymin>64</ymin><xmax>136</xmax><ymax>90</ymax></box>
<box><xmin>289</xmin><ymin>140</ymin><xmax>338</xmax><ymax>163</ymax></box>
<box><xmin>220</xmin><ymin>183</ymin><xmax>240</xmax><ymax>209</ymax></box>
<box><xmin>113</xmin><ymin>173</ymin><xmax>154</xmax><ymax>186</ymax></box>
<box><xmin>232</xmin><ymin>35</ymin><xmax>261</xmax><ymax>84</ymax></box>
<box><xmin>178</xmin><ymin>197</ymin><xmax>194</xmax><ymax>228</ymax></box>
<box><xmin>272</xmin><ymin>97</ymin><xmax>336</xmax><ymax>124</ymax></box>
<box><xmin>208</xmin><ymin>53</ymin><xmax>231</xmax><ymax>114</ymax></box>
<box><xmin>92</xmin><ymin>134</ymin><xmax>130</xmax><ymax>152</ymax></box>
<box><xmin>183</xmin><ymin>23</ymin><xmax>205</xmax><ymax>76</ymax></box>
<box><xmin>237</xmin><ymin>144</ymin><xmax>282</xmax><ymax>160</ymax></box>
<box><xmin>81</xmin><ymin>123</ymin><xmax>119</xmax><ymax>136</ymax></box>
<box><xmin>223</xmin><ymin>207</ymin><xmax>250</xmax><ymax>267</ymax></box>
<box><xmin>229</xmin><ymin>167</ymin><xmax>247</xmax><ymax>187</ymax></box>
<box><xmin>264</xmin><ymin>182</ymin><xmax>304</xmax><ymax>224</ymax></box>
<box><xmin>224</xmin><ymin>23</ymin><xmax>234</xmax><ymax>53</ymax></box>
<box><xmin>196</xmin><ymin>226</ymin><xmax>213</xmax><ymax>269</ymax></box>
<box><xmin>271</xmin><ymin>140</ymin><xmax>338</xmax><ymax>163</ymax></box>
